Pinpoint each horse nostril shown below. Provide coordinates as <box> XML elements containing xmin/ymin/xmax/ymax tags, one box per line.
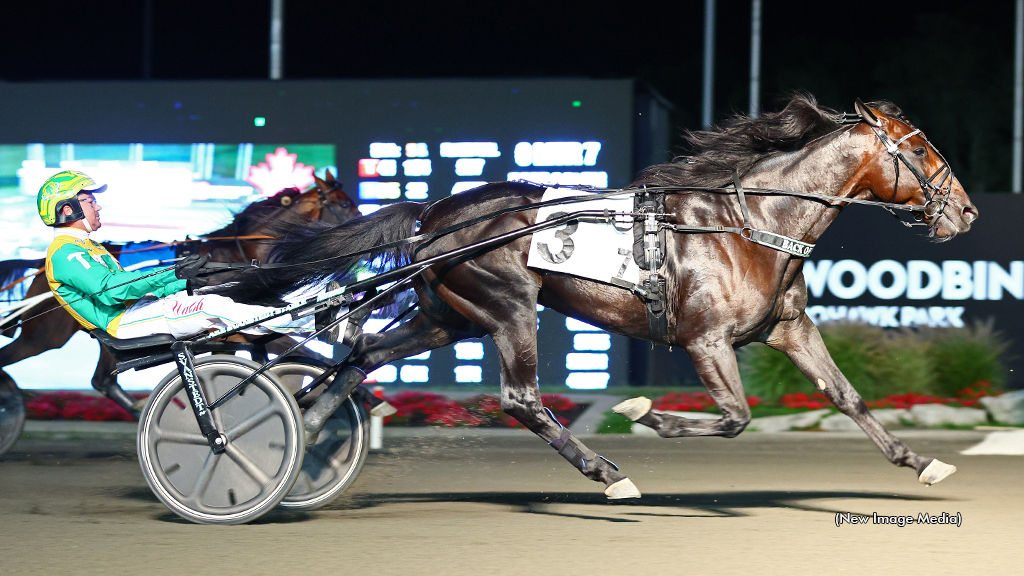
<box><xmin>963</xmin><ymin>205</ymin><xmax>978</xmax><ymax>223</ymax></box>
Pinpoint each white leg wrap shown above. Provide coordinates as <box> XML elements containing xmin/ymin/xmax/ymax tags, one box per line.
<box><xmin>918</xmin><ymin>459</ymin><xmax>957</xmax><ymax>486</ymax></box>
<box><xmin>612</xmin><ymin>397</ymin><xmax>652</xmax><ymax>421</ymax></box>
<box><xmin>605</xmin><ymin>478</ymin><xmax>641</xmax><ymax>499</ymax></box>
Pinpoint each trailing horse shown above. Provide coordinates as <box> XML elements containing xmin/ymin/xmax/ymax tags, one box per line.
<box><xmin>221</xmin><ymin>95</ymin><xmax>978</xmax><ymax>496</ymax></box>
<box><xmin>0</xmin><ymin>173</ymin><xmax>358</xmax><ymax>417</ymax></box>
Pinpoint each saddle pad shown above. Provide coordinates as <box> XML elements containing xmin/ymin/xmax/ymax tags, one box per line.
<box><xmin>527</xmin><ymin>188</ymin><xmax>641</xmax><ymax>287</ymax></box>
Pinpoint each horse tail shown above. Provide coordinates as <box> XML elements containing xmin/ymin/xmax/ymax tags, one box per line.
<box><xmin>215</xmin><ymin>202</ymin><xmax>424</xmax><ymax>304</ymax></box>
<box><xmin>0</xmin><ymin>258</ymin><xmax>44</xmax><ymax>299</ymax></box>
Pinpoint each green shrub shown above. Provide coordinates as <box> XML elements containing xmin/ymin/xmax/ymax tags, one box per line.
<box><xmin>922</xmin><ymin>320</ymin><xmax>1010</xmax><ymax>397</ymax></box>
<box><xmin>597</xmin><ymin>411</ymin><xmax>634</xmax><ymax>433</ymax></box>
<box><xmin>737</xmin><ymin>342</ymin><xmax>807</xmax><ymax>402</ymax></box>
<box><xmin>737</xmin><ymin>321</ymin><xmax>1009</xmax><ymax>401</ymax></box>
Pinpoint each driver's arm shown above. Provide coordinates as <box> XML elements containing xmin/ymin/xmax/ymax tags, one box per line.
<box><xmin>50</xmin><ymin>244</ymin><xmax>186</xmax><ymax>305</ymax></box>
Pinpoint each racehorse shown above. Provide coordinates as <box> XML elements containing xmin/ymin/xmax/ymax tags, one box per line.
<box><xmin>220</xmin><ymin>95</ymin><xmax>978</xmax><ymax>497</ymax></box>
<box><xmin>0</xmin><ymin>172</ymin><xmax>358</xmax><ymax>415</ymax></box>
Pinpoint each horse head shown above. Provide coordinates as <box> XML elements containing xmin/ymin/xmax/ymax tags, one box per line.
<box><xmin>309</xmin><ymin>169</ymin><xmax>360</xmax><ymax>225</ymax></box>
<box><xmin>853</xmin><ymin>99</ymin><xmax>978</xmax><ymax>239</ymax></box>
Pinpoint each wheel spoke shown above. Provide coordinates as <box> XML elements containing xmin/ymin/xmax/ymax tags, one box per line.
<box><xmin>225</xmin><ymin>443</ymin><xmax>271</xmax><ymax>486</ymax></box>
<box><xmin>186</xmin><ymin>450</ymin><xmax>221</xmax><ymax>504</ymax></box>
<box><xmin>153</xmin><ymin>427</ymin><xmax>207</xmax><ymax>446</ymax></box>
<box><xmin>224</xmin><ymin>402</ymin><xmax>278</xmax><ymax>441</ymax></box>
<box><xmin>326</xmin><ymin>439</ymin><xmax>354</xmax><ymax>469</ymax></box>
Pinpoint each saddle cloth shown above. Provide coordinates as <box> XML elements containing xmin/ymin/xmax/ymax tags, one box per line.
<box><xmin>526</xmin><ymin>188</ymin><xmax>641</xmax><ymax>287</ymax></box>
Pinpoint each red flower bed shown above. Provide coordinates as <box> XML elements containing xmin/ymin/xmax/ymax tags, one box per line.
<box><xmin>25</xmin><ymin>391</ymin><xmax>141</xmax><ymax>422</ymax></box>
<box><xmin>652</xmin><ymin>391</ymin><xmax>762</xmax><ymax>412</ymax></box>
<box><xmin>953</xmin><ymin>381</ymin><xmax>995</xmax><ymax>408</ymax></box>
<box><xmin>863</xmin><ymin>383</ymin><xmax>1000</xmax><ymax>409</ymax></box>
<box><xmin>383</xmin><ymin>392</ymin><xmax>578</xmax><ymax>428</ymax></box>
<box><xmin>779</xmin><ymin>392</ymin><xmax>830</xmax><ymax>410</ymax></box>
<box><xmin>25</xmin><ymin>389</ymin><xmax>583</xmax><ymax>427</ymax></box>
<box><xmin>648</xmin><ymin>381</ymin><xmax>1001</xmax><ymax>413</ymax></box>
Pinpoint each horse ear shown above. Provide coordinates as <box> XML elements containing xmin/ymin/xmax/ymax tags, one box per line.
<box><xmin>325</xmin><ymin>168</ymin><xmax>336</xmax><ymax>183</ymax></box>
<box><xmin>855</xmin><ymin>98</ymin><xmax>882</xmax><ymax>127</ymax></box>
<box><xmin>313</xmin><ymin>174</ymin><xmax>328</xmax><ymax>191</ymax></box>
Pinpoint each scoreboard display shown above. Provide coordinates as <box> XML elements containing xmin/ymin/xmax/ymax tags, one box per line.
<box><xmin>0</xmin><ymin>79</ymin><xmax>670</xmax><ymax>390</ymax></box>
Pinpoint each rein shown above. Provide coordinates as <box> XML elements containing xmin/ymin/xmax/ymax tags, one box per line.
<box><xmin>118</xmin><ymin>235</ymin><xmax>276</xmax><ymax>255</ymax></box>
<box><xmin>223</xmin><ymin>171</ymin><xmax>934</xmax><ymax>276</ymax></box>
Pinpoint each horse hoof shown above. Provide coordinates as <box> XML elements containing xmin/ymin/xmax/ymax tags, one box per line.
<box><xmin>918</xmin><ymin>459</ymin><xmax>957</xmax><ymax>486</ymax></box>
<box><xmin>613</xmin><ymin>397</ymin><xmax>652</xmax><ymax>421</ymax></box>
<box><xmin>370</xmin><ymin>401</ymin><xmax>397</xmax><ymax>418</ymax></box>
<box><xmin>605</xmin><ymin>478</ymin><xmax>641</xmax><ymax>499</ymax></box>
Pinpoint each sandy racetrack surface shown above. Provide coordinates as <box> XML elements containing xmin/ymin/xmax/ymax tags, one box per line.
<box><xmin>1</xmin><ymin>430</ymin><xmax>1020</xmax><ymax>575</ymax></box>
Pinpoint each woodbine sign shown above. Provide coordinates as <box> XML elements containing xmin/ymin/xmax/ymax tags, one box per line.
<box><xmin>805</xmin><ymin>193</ymin><xmax>1023</xmax><ymax>382</ymax></box>
<box><xmin>804</xmin><ymin>259</ymin><xmax>1022</xmax><ymax>328</ymax></box>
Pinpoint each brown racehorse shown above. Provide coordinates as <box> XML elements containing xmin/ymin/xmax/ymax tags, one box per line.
<box><xmin>0</xmin><ymin>172</ymin><xmax>358</xmax><ymax>414</ymax></box>
<box><xmin>220</xmin><ymin>95</ymin><xmax>978</xmax><ymax>497</ymax></box>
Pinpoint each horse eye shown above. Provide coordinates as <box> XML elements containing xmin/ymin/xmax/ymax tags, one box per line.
<box><xmin>913</xmin><ymin>147</ymin><xmax>927</xmax><ymax>157</ymax></box>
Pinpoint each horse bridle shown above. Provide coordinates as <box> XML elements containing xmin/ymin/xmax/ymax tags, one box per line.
<box><xmin>281</xmin><ymin>184</ymin><xmax>352</xmax><ymax>222</ymax></box>
<box><xmin>315</xmin><ymin>185</ymin><xmax>352</xmax><ymax>222</ymax></box>
<box><xmin>843</xmin><ymin>109</ymin><xmax>956</xmax><ymax>233</ymax></box>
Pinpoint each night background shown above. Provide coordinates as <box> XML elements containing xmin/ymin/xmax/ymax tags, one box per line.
<box><xmin>1</xmin><ymin>0</ymin><xmax>1016</xmax><ymax>192</ymax></box>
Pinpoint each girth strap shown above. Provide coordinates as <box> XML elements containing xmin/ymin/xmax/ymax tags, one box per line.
<box><xmin>632</xmin><ymin>189</ymin><xmax>670</xmax><ymax>345</ymax></box>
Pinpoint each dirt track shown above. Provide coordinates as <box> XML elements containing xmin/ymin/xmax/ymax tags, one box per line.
<box><xmin>0</xmin><ymin>430</ymin><xmax>1020</xmax><ymax>575</ymax></box>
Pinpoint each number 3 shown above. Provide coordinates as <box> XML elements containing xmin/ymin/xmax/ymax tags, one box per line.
<box><xmin>537</xmin><ymin>212</ymin><xmax>578</xmax><ymax>264</ymax></box>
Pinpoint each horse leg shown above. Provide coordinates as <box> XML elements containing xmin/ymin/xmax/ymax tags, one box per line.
<box><xmin>90</xmin><ymin>346</ymin><xmax>143</xmax><ymax>418</ymax></box>
<box><xmin>434</xmin><ymin>273</ymin><xmax>636</xmax><ymax>498</ymax></box>
<box><xmin>0</xmin><ymin>310</ymin><xmax>77</xmax><ymax>371</ymax></box>
<box><xmin>615</xmin><ymin>334</ymin><xmax>752</xmax><ymax>438</ymax></box>
<box><xmin>489</xmin><ymin>321</ymin><xmax>638</xmax><ymax>498</ymax></box>
<box><xmin>766</xmin><ymin>314</ymin><xmax>953</xmax><ymax>485</ymax></box>
<box><xmin>302</xmin><ymin>305</ymin><xmax>483</xmax><ymax>442</ymax></box>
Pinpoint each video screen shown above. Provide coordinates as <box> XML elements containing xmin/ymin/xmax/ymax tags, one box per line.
<box><xmin>0</xmin><ymin>143</ymin><xmax>335</xmax><ymax>260</ymax></box>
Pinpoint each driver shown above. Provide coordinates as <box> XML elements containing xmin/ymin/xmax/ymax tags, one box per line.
<box><xmin>38</xmin><ymin>170</ymin><xmax>347</xmax><ymax>343</ymax></box>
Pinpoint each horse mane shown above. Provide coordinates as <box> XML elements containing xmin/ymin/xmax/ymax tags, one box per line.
<box><xmin>633</xmin><ymin>93</ymin><xmax>895</xmax><ymax>189</ymax></box>
<box><xmin>202</xmin><ymin>187</ymin><xmax>305</xmax><ymax>238</ymax></box>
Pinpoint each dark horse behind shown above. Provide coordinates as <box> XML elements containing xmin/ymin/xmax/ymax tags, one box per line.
<box><xmin>220</xmin><ymin>95</ymin><xmax>977</xmax><ymax>497</ymax></box>
<box><xmin>0</xmin><ymin>173</ymin><xmax>358</xmax><ymax>418</ymax></box>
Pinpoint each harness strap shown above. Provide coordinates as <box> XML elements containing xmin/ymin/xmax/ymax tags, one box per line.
<box><xmin>632</xmin><ymin>189</ymin><xmax>670</xmax><ymax>344</ymax></box>
<box><xmin>732</xmin><ymin>169</ymin><xmax>752</xmax><ymax>231</ymax></box>
<box><xmin>665</xmin><ymin>223</ymin><xmax>815</xmax><ymax>258</ymax></box>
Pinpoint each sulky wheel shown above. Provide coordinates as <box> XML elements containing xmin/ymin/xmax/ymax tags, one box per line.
<box><xmin>0</xmin><ymin>370</ymin><xmax>26</xmax><ymax>457</ymax></box>
<box><xmin>137</xmin><ymin>356</ymin><xmax>304</xmax><ymax>525</ymax></box>
<box><xmin>270</xmin><ymin>358</ymin><xmax>369</xmax><ymax>511</ymax></box>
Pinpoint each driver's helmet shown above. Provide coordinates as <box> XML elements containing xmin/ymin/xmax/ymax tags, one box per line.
<box><xmin>37</xmin><ymin>170</ymin><xmax>107</xmax><ymax>226</ymax></box>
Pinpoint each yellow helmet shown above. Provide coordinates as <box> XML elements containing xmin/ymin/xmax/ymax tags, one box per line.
<box><xmin>37</xmin><ymin>170</ymin><xmax>107</xmax><ymax>226</ymax></box>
